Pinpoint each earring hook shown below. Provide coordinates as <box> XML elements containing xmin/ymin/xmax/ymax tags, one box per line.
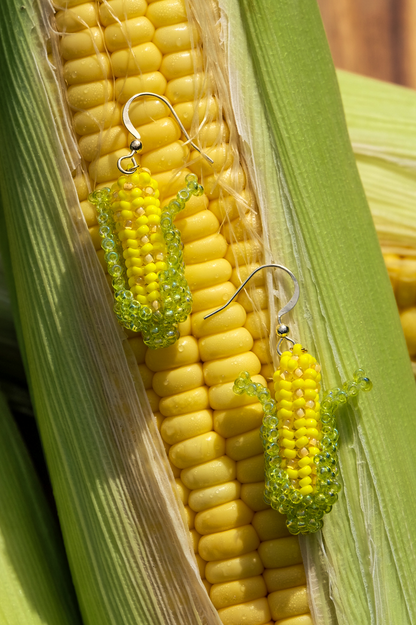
<box><xmin>117</xmin><ymin>92</ymin><xmax>214</xmax><ymax>175</ymax></box>
<box><xmin>204</xmin><ymin>263</ymin><xmax>300</xmax><ymax>356</ymax></box>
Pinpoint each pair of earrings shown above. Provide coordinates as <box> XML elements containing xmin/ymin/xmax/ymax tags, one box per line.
<box><xmin>89</xmin><ymin>93</ymin><xmax>372</xmax><ymax>534</ymax></box>
<box><xmin>89</xmin><ymin>92</ymin><xmax>213</xmax><ymax>348</ymax></box>
<box><xmin>207</xmin><ymin>264</ymin><xmax>372</xmax><ymax>535</ymax></box>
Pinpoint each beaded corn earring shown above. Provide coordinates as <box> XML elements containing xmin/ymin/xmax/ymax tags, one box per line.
<box><xmin>205</xmin><ymin>264</ymin><xmax>372</xmax><ymax>535</ymax></box>
<box><xmin>89</xmin><ymin>92</ymin><xmax>214</xmax><ymax>349</ymax></box>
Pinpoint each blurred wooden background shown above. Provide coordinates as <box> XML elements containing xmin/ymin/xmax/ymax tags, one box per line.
<box><xmin>317</xmin><ymin>0</ymin><xmax>416</xmax><ymax>89</ymax></box>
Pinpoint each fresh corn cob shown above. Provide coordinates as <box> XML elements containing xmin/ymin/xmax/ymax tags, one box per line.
<box><xmin>55</xmin><ymin>0</ymin><xmax>313</xmax><ymax>621</ymax></box>
<box><xmin>384</xmin><ymin>253</ymin><xmax>416</xmax><ymax>372</ymax></box>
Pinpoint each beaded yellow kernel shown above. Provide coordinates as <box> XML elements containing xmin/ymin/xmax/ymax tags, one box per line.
<box><xmin>205</xmin><ymin>264</ymin><xmax>372</xmax><ymax>534</ymax></box>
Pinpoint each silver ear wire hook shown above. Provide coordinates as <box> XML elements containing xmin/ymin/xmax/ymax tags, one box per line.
<box><xmin>204</xmin><ymin>263</ymin><xmax>300</xmax><ymax>356</ymax></box>
<box><xmin>117</xmin><ymin>92</ymin><xmax>214</xmax><ymax>175</ymax></box>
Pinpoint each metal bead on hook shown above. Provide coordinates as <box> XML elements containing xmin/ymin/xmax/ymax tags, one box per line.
<box><xmin>204</xmin><ymin>263</ymin><xmax>300</xmax><ymax>356</ymax></box>
<box><xmin>117</xmin><ymin>91</ymin><xmax>214</xmax><ymax>175</ymax></box>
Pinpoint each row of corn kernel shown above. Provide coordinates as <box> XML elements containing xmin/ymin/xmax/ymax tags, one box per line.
<box><xmin>384</xmin><ymin>253</ymin><xmax>416</xmax><ymax>363</ymax></box>
<box><xmin>57</xmin><ymin>1</ymin><xmax>312</xmax><ymax>622</ymax></box>
<box><xmin>55</xmin><ymin>0</ymin><xmax>212</xmax><ymax>587</ymax></box>
<box><xmin>211</xmin><ymin>207</ymin><xmax>313</xmax><ymax>624</ymax></box>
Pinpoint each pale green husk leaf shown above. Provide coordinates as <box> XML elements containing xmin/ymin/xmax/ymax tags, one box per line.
<box><xmin>0</xmin><ymin>390</ymin><xmax>82</xmax><ymax>624</ymax></box>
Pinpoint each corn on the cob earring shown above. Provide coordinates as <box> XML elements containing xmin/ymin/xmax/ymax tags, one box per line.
<box><xmin>205</xmin><ymin>264</ymin><xmax>372</xmax><ymax>535</ymax></box>
<box><xmin>89</xmin><ymin>93</ymin><xmax>213</xmax><ymax>349</ymax></box>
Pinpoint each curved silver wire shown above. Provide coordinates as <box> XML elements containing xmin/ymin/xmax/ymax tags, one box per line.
<box><xmin>117</xmin><ymin>92</ymin><xmax>214</xmax><ymax>174</ymax></box>
<box><xmin>203</xmin><ymin>263</ymin><xmax>300</xmax><ymax>355</ymax></box>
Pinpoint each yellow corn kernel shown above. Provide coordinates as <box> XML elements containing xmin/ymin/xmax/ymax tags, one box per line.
<box><xmin>395</xmin><ymin>258</ymin><xmax>416</xmax><ymax>308</ymax></box>
<box><xmin>175</xmin><ymin>208</ymin><xmax>221</xmax><ymax>243</ymax></box>
<box><xmin>267</xmin><ymin>586</ymin><xmax>309</xmax><ymax>622</ymax></box>
<box><xmin>191</xmin><ymin>282</ymin><xmax>236</xmax><ymax>313</ymax></box>
<box><xmin>196</xmin><ymin>554</ymin><xmax>206</xmax><ymax>579</ymax></box>
<box><xmin>138</xmin><ymin>363</ymin><xmax>153</xmax><ymax>390</ymax></box>
<box><xmin>192</xmin><ymin>303</ymin><xmax>246</xmax><ymax>339</ymax></box>
<box><xmin>79</xmin><ymin>126</ymin><xmax>128</xmax><ymax>162</ymax></box>
<box><xmin>225</xmin><ymin>429</ymin><xmax>263</xmax><ymax>462</ymax></box>
<box><xmin>263</xmin><ymin>564</ymin><xmax>306</xmax><ymax>593</ymax></box>
<box><xmin>273</xmin><ymin>616</ymin><xmax>313</xmax><ymax>625</ymax></box>
<box><xmin>188</xmin><ymin>481</ymin><xmax>241</xmax><ymax>513</ymax></box>
<box><xmin>74</xmin><ymin>102</ymin><xmax>121</xmax><ymax>136</ymax></box>
<box><xmin>111</xmin><ymin>42</ymin><xmax>163</xmax><ymax>77</ymax></box>
<box><xmin>400</xmin><ymin>308</ymin><xmax>416</xmax><ymax>357</ymax></box>
<box><xmin>105</xmin><ymin>16</ymin><xmax>155</xmax><ymax>52</ymax></box>
<box><xmin>64</xmin><ymin>54</ymin><xmax>111</xmax><ymax>85</ymax></box>
<box><xmin>241</xmin><ymin>483</ymin><xmax>270</xmax><ymax>513</ymax></box>
<box><xmin>205</xmin><ymin>551</ymin><xmax>264</xmax><ymax>585</ymax></box>
<box><xmin>237</xmin><ymin>455</ymin><xmax>264</xmax><ymax>484</ymax></box>
<box><xmin>203</xmin><ymin>352</ymin><xmax>261</xmax><ymax>386</ymax></box>
<box><xmin>115</xmin><ymin>72</ymin><xmax>167</xmax><ymax>104</ymax></box>
<box><xmin>185</xmin><ymin>259</ymin><xmax>233</xmax><ymax>291</ymax></box>
<box><xmin>169</xmin><ymin>431</ymin><xmax>225</xmax><ymax>469</ymax></box>
<box><xmin>174</xmin><ymin>97</ymin><xmax>218</xmax><ymax>130</ymax></box>
<box><xmin>60</xmin><ymin>27</ymin><xmax>104</xmax><ymax>61</ymax></box>
<box><xmin>152</xmin><ymin>363</ymin><xmax>204</xmax><ymax>397</ymax></box>
<box><xmin>198</xmin><ymin>525</ymin><xmax>260</xmax><ymax>562</ymax></box>
<box><xmin>184</xmin><ymin>505</ymin><xmax>195</xmax><ymax>530</ymax></box>
<box><xmin>210</xmin><ymin>575</ymin><xmax>267</xmax><ymax>610</ymax></box>
<box><xmin>174</xmin><ymin>478</ymin><xmax>189</xmax><ymax>505</ymax></box>
<box><xmin>153</xmin><ymin>22</ymin><xmax>200</xmax><ymax>54</ymax></box>
<box><xmin>202</xmin><ymin>579</ymin><xmax>212</xmax><ymax>594</ymax></box>
<box><xmin>217</xmin><ymin>597</ymin><xmax>271</xmax><ymax>625</ymax></box>
<box><xmin>252</xmin><ymin>510</ymin><xmax>291</xmax><ymax>541</ymax></box>
<box><xmin>213</xmin><ymin>404</ymin><xmax>264</xmax><ymax>439</ymax></box>
<box><xmin>146</xmin><ymin>389</ymin><xmax>159</xmax><ymax>412</ymax></box>
<box><xmin>181</xmin><ymin>456</ymin><xmax>236</xmax><ymax>490</ymax></box>
<box><xmin>244</xmin><ymin>310</ymin><xmax>271</xmax><ymax>340</ymax></box>
<box><xmin>190</xmin><ymin>528</ymin><xmax>200</xmax><ymax>552</ymax></box>
<box><xmin>238</xmin><ymin>286</ymin><xmax>268</xmax><ymax>313</ymax></box>
<box><xmin>225</xmin><ymin>239</ymin><xmax>263</xmax><ymax>268</ymax></box>
<box><xmin>161</xmin><ymin>410</ymin><xmax>213</xmax><ymax>445</ymax></box>
<box><xmin>67</xmin><ymin>79</ymin><xmax>113</xmax><ymax>110</ymax></box>
<box><xmin>159</xmin><ymin>385</ymin><xmax>209</xmax><ymax>418</ymax></box>
<box><xmin>222</xmin><ymin>212</ymin><xmax>262</xmax><ymax>244</ymax></box>
<box><xmin>195</xmin><ymin>500</ymin><xmax>253</xmax><ymax>536</ymax></box>
<box><xmin>56</xmin><ymin>3</ymin><xmax>98</xmax><ymax>32</ymax></box>
<box><xmin>258</xmin><ymin>537</ymin><xmax>303</xmax><ymax>569</ymax></box>
<box><xmin>89</xmin><ymin>148</ymin><xmax>131</xmax><ymax>184</ymax></box>
<box><xmin>99</xmin><ymin>0</ymin><xmax>147</xmax><ymax>26</ymax></box>
<box><xmin>209</xmin><ymin>375</ymin><xmax>267</xmax><ymax>412</ymax></box>
<box><xmin>146</xmin><ymin>0</ymin><xmax>187</xmax><ymax>28</ymax></box>
<box><xmin>146</xmin><ymin>336</ymin><xmax>199</xmax><ymax>371</ymax></box>
<box><xmin>183</xmin><ymin>233</ymin><xmax>228</xmax><ymax>265</ymax></box>
<box><xmin>160</xmin><ymin>49</ymin><xmax>203</xmax><ymax>81</ymax></box>
<box><xmin>199</xmin><ymin>328</ymin><xmax>252</xmax><ymax>362</ymax></box>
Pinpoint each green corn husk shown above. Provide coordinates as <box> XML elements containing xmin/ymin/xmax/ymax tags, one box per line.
<box><xmin>226</xmin><ymin>1</ymin><xmax>416</xmax><ymax>623</ymax></box>
<box><xmin>1</xmin><ymin>0</ymin><xmax>416</xmax><ymax>624</ymax></box>
<box><xmin>0</xmin><ymin>390</ymin><xmax>82</xmax><ymax>624</ymax></box>
<box><xmin>337</xmin><ymin>70</ymin><xmax>416</xmax><ymax>254</ymax></box>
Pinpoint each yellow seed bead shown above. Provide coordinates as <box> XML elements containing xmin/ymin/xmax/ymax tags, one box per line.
<box><xmin>298</xmin><ymin>456</ymin><xmax>312</xmax><ymax>468</ymax></box>
<box><xmin>298</xmin><ymin>465</ymin><xmax>312</xmax><ymax>478</ymax></box>
<box><xmin>283</xmin><ymin>449</ymin><xmax>297</xmax><ymax>460</ymax></box>
<box><xmin>146</xmin><ymin>282</ymin><xmax>159</xmax><ymax>293</ymax></box>
<box><xmin>286</xmin><ymin>468</ymin><xmax>298</xmax><ymax>479</ymax></box>
<box><xmin>300</xmin><ymin>485</ymin><xmax>313</xmax><ymax>496</ymax></box>
<box><xmin>141</xmin><ymin>243</ymin><xmax>154</xmax><ymax>255</ymax></box>
<box><xmin>282</xmin><ymin>439</ymin><xmax>295</xmax><ymax>450</ymax></box>
<box><xmin>309</xmin><ymin>446</ymin><xmax>320</xmax><ymax>456</ymax></box>
<box><xmin>295</xmin><ymin>436</ymin><xmax>309</xmax><ymax>449</ymax></box>
<box><xmin>299</xmin><ymin>476</ymin><xmax>312</xmax><ymax>488</ymax></box>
